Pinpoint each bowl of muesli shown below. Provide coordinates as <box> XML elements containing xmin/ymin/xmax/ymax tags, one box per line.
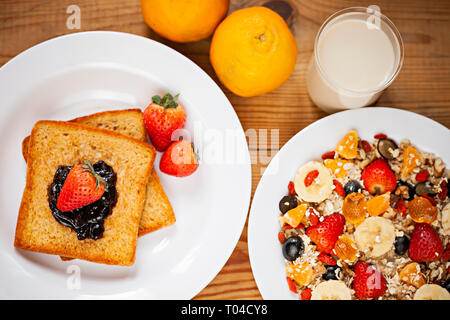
<box><xmin>248</xmin><ymin>107</ymin><xmax>450</xmax><ymax>300</ymax></box>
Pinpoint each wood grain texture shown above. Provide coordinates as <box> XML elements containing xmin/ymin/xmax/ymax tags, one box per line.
<box><xmin>1</xmin><ymin>0</ymin><xmax>449</xmax><ymax>300</ymax></box>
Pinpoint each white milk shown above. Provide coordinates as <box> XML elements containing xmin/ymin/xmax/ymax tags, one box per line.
<box><xmin>306</xmin><ymin>9</ymin><xmax>403</xmax><ymax>113</ymax></box>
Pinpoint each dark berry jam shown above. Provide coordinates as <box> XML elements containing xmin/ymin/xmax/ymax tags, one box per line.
<box><xmin>48</xmin><ymin>161</ymin><xmax>118</xmax><ymax>240</ymax></box>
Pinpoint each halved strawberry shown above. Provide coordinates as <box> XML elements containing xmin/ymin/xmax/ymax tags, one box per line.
<box><xmin>143</xmin><ymin>93</ymin><xmax>186</xmax><ymax>152</ymax></box>
<box><xmin>353</xmin><ymin>262</ymin><xmax>387</xmax><ymax>300</ymax></box>
<box><xmin>56</xmin><ymin>161</ymin><xmax>106</xmax><ymax>212</ymax></box>
<box><xmin>408</xmin><ymin>223</ymin><xmax>444</xmax><ymax>262</ymax></box>
<box><xmin>306</xmin><ymin>213</ymin><xmax>345</xmax><ymax>254</ymax></box>
<box><xmin>159</xmin><ymin>139</ymin><xmax>199</xmax><ymax>177</ymax></box>
<box><xmin>361</xmin><ymin>159</ymin><xmax>397</xmax><ymax>194</ymax></box>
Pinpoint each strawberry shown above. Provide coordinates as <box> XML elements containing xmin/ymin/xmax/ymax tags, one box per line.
<box><xmin>159</xmin><ymin>139</ymin><xmax>199</xmax><ymax>177</ymax></box>
<box><xmin>288</xmin><ymin>181</ymin><xmax>296</xmax><ymax>196</ymax></box>
<box><xmin>306</xmin><ymin>213</ymin><xmax>345</xmax><ymax>253</ymax></box>
<box><xmin>408</xmin><ymin>223</ymin><xmax>444</xmax><ymax>262</ymax></box>
<box><xmin>352</xmin><ymin>262</ymin><xmax>387</xmax><ymax>300</ymax></box>
<box><xmin>361</xmin><ymin>159</ymin><xmax>397</xmax><ymax>194</ymax></box>
<box><xmin>56</xmin><ymin>161</ymin><xmax>106</xmax><ymax>212</ymax></box>
<box><xmin>442</xmin><ymin>244</ymin><xmax>450</xmax><ymax>262</ymax></box>
<box><xmin>143</xmin><ymin>93</ymin><xmax>186</xmax><ymax>152</ymax></box>
<box><xmin>317</xmin><ymin>252</ymin><xmax>336</xmax><ymax>266</ymax></box>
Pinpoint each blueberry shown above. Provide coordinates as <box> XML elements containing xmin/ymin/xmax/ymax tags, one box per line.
<box><xmin>282</xmin><ymin>236</ymin><xmax>304</xmax><ymax>261</ymax></box>
<box><xmin>279</xmin><ymin>195</ymin><xmax>297</xmax><ymax>214</ymax></box>
<box><xmin>444</xmin><ymin>279</ymin><xmax>450</xmax><ymax>293</ymax></box>
<box><xmin>396</xmin><ymin>181</ymin><xmax>415</xmax><ymax>201</ymax></box>
<box><xmin>322</xmin><ymin>265</ymin><xmax>340</xmax><ymax>280</ymax></box>
<box><xmin>344</xmin><ymin>180</ymin><xmax>363</xmax><ymax>195</ymax></box>
<box><xmin>394</xmin><ymin>236</ymin><xmax>410</xmax><ymax>255</ymax></box>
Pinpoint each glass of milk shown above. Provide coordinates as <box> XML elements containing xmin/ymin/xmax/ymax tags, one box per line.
<box><xmin>306</xmin><ymin>6</ymin><xmax>404</xmax><ymax>113</ymax></box>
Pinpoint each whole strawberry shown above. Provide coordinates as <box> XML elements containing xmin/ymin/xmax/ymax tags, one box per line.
<box><xmin>361</xmin><ymin>159</ymin><xmax>397</xmax><ymax>194</ymax></box>
<box><xmin>160</xmin><ymin>139</ymin><xmax>199</xmax><ymax>177</ymax></box>
<box><xmin>143</xmin><ymin>93</ymin><xmax>186</xmax><ymax>152</ymax></box>
<box><xmin>408</xmin><ymin>223</ymin><xmax>444</xmax><ymax>262</ymax></box>
<box><xmin>57</xmin><ymin>161</ymin><xmax>106</xmax><ymax>212</ymax></box>
<box><xmin>352</xmin><ymin>262</ymin><xmax>387</xmax><ymax>300</ymax></box>
<box><xmin>306</xmin><ymin>213</ymin><xmax>345</xmax><ymax>253</ymax></box>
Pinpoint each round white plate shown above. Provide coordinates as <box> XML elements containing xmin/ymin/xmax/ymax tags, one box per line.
<box><xmin>248</xmin><ymin>107</ymin><xmax>450</xmax><ymax>300</ymax></box>
<box><xmin>0</xmin><ymin>31</ymin><xmax>251</xmax><ymax>299</ymax></box>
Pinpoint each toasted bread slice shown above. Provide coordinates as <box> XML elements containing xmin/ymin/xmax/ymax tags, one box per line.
<box><xmin>15</xmin><ymin>121</ymin><xmax>155</xmax><ymax>265</ymax></box>
<box><xmin>22</xmin><ymin>109</ymin><xmax>175</xmax><ymax>236</ymax></box>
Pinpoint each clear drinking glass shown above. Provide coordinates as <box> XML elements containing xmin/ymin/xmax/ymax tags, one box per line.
<box><xmin>306</xmin><ymin>6</ymin><xmax>404</xmax><ymax>113</ymax></box>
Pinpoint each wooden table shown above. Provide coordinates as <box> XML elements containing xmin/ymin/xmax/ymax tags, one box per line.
<box><xmin>1</xmin><ymin>0</ymin><xmax>449</xmax><ymax>300</ymax></box>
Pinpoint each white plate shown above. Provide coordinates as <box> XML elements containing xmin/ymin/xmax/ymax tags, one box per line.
<box><xmin>0</xmin><ymin>31</ymin><xmax>251</xmax><ymax>299</ymax></box>
<box><xmin>248</xmin><ymin>107</ymin><xmax>450</xmax><ymax>300</ymax></box>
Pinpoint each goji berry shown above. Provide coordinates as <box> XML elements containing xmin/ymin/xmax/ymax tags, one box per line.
<box><xmin>415</xmin><ymin>169</ymin><xmax>430</xmax><ymax>182</ymax></box>
<box><xmin>361</xmin><ymin>140</ymin><xmax>372</xmax><ymax>153</ymax></box>
<box><xmin>396</xmin><ymin>198</ymin><xmax>407</xmax><ymax>217</ymax></box>
<box><xmin>374</xmin><ymin>133</ymin><xmax>388</xmax><ymax>140</ymax></box>
<box><xmin>420</xmin><ymin>193</ymin><xmax>437</xmax><ymax>206</ymax></box>
<box><xmin>438</xmin><ymin>180</ymin><xmax>448</xmax><ymax>201</ymax></box>
<box><xmin>300</xmin><ymin>288</ymin><xmax>312</xmax><ymax>300</ymax></box>
<box><xmin>309</xmin><ymin>213</ymin><xmax>319</xmax><ymax>226</ymax></box>
<box><xmin>333</xmin><ymin>180</ymin><xmax>346</xmax><ymax>197</ymax></box>
<box><xmin>288</xmin><ymin>181</ymin><xmax>296</xmax><ymax>196</ymax></box>
<box><xmin>286</xmin><ymin>276</ymin><xmax>297</xmax><ymax>294</ymax></box>
<box><xmin>304</xmin><ymin>170</ymin><xmax>319</xmax><ymax>187</ymax></box>
<box><xmin>278</xmin><ymin>231</ymin><xmax>286</xmax><ymax>244</ymax></box>
<box><xmin>321</xmin><ymin>151</ymin><xmax>335</xmax><ymax>160</ymax></box>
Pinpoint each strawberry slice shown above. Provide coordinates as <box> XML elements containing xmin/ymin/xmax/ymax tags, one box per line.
<box><xmin>361</xmin><ymin>159</ymin><xmax>397</xmax><ymax>194</ymax></box>
<box><xmin>56</xmin><ymin>161</ymin><xmax>106</xmax><ymax>212</ymax></box>
<box><xmin>160</xmin><ymin>139</ymin><xmax>199</xmax><ymax>177</ymax></box>
<box><xmin>306</xmin><ymin>213</ymin><xmax>345</xmax><ymax>254</ymax></box>
<box><xmin>408</xmin><ymin>223</ymin><xmax>444</xmax><ymax>262</ymax></box>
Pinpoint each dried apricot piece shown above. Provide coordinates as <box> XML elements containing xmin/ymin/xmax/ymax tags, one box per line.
<box><xmin>401</xmin><ymin>146</ymin><xmax>422</xmax><ymax>178</ymax></box>
<box><xmin>399</xmin><ymin>262</ymin><xmax>426</xmax><ymax>288</ymax></box>
<box><xmin>334</xmin><ymin>235</ymin><xmax>358</xmax><ymax>262</ymax></box>
<box><xmin>324</xmin><ymin>159</ymin><xmax>351</xmax><ymax>179</ymax></box>
<box><xmin>286</xmin><ymin>262</ymin><xmax>314</xmax><ymax>286</ymax></box>
<box><xmin>336</xmin><ymin>130</ymin><xmax>359</xmax><ymax>159</ymax></box>
<box><xmin>283</xmin><ymin>204</ymin><xmax>307</xmax><ymax>227</ymax></box>
<box><xmin>408</xmin><ymin>196</ymin><xmax>437</xmax><ymax>224</ymax></box>
<box><xmin>367</xmin><ymin>193</ymin><xmax>390</xmax><ymax>216</ymax></box>
<box><xmin>342</xmin><ymin>192</ymin><xmax>367</xmax><ymax>225</ymax></box>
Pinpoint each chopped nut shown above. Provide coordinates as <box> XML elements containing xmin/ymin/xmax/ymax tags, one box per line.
<box><xmin>433</xmin><ymin>158</ymin><xmax>445</xmax><ymax>177</ymax></box>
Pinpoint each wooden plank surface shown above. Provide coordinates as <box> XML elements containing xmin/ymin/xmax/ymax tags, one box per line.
<box><xmin>1</xmin><ymin>0</ymin><xmax>449</xmax><ymax>300</ymax></box>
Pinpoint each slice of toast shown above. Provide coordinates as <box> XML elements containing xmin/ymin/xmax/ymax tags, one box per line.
<box><xmin>15</xmin><ymin>121</ymin><xmax>155</xmax><ymax>265</ymax></box>
<box><xmin>22</xmin><ymin>109</ymin><xmax>176</xmax><ymax>236</ymax></box>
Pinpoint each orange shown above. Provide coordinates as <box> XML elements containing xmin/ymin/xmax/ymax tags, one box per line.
<box><xmin>334</xmin><ymin>235</ymin><xmax>358</xmax><ymax>262</ymax></box>
<box><xmin>408</xmin><ymin>196</ymin><xmax>437</xmax><ymax>224</ymax></box>
<box><xmin>399</xmin><ymin>262</ymin><xmax>426</xmax><ymax>288</ymax></box>
<box><xmin>342</xmin><ymin>192</ymin><xmax>367</xmax><ymax>225</ymax></box>
<box><xmin>336</xmin><ymin>130</ymin><xmax>359</xmax><ymax>159</ymax></box>
<box><xmin>210</xmin><ymin>6</ymin><xmax>298</xmax><ymax>97</ymax></box>
<box><xmin>323</xmin><ymin>159</ymin><xmax>351</xmax><ymax>179</ymax></box>
<box><xmin>140</xmin><ymin>0</ymin><xmax>229</xmax><ymax>43</ymax></box>
<box><xmin>367</xmin><ymin>193</ymin><xmax>390</xmax><ymax>216</ymax></box>
<box><xmin>286</xmin><ymin>263</ymin><xmax>314</xmax><ymax>286</ymax></box>
<box><xmin>401</xmin><ymin>146</ymin><xmax>422</xmax><ymax>178</ymax></box>
<box><xmin>283</xmin><ymin>204</ymin><xmax>307</xmax><ymax>228</ymax></box>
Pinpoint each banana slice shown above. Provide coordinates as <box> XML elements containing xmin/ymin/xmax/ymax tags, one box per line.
<box><xmin>442</xmin><ymin>203</ymin><xmax>450</xmax><ymax>236</ymax></box>
<box><xmin>311</xmin><ymin>280</ymin><xmax>352</xmax><ymax>300</ymax></box>
<box><xmin>354</xmin><ymin>216</ymin><xmax>395</xmax><ymax>258</ymax></box>
<box><xmin>294</xmin><ymin>161</ymin><xmax>333</xmax><ymax>203</ymax></box>
<box><xmin>414</xmin><ymin>284</ymin><xmax>450</xmax><ymax>300</ymax></box>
